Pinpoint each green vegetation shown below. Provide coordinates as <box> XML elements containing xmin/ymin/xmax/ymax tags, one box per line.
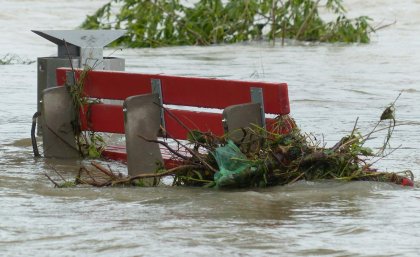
<box><xmin>0</xmin><ymin>54</ymin><xmax>35</xmax><ymax>65</ymax></box>
<box><xmin>81</xmin><ymin>0</ymin><xmax>374</xmax><ymax>47</ymax></box>
<box><xmin>52</xmin><ymin>95</ymin><xmax>413</xmax><ymax>189</ymax></box>
<box><xmin>162</xmin><ymin>101</ymin><xmax>413</xmax><ymax>189</ymax></box>
<box><xmin>66</xmin><ymin>68</ymin><xmax>106</xmax><ymax>158</ymax></box>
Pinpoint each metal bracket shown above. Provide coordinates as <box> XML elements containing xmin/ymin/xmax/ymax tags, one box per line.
<box><xmin>250</xmin><ymin>87</ymin><xmax>266</xmax><ymax>129</ymax></box>
<box><xmin>151</xmin><ymin>78</ymin><xmax>166</xmax><ymax>131</ymax></box>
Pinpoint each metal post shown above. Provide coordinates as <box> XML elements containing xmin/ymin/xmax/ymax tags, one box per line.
<box><xmin>33</xmin><ymin>30</ymin><xmax>126</xmax><ymax>136</ymax></box>
<box><xmin>250</xmin><ymin>87</ymin><xmax>266</xmax><ymax>129</ymax></box>
<box><xmin>151</xmin><ymin>78</ymin><xmax>166</xmax><ymax>131</ymax></box>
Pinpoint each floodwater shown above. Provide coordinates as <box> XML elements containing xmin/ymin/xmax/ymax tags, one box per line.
<box><xmin>1</xmin><ymin>0</ymin><xmax>420</xmax><ymax>256</ymax></box>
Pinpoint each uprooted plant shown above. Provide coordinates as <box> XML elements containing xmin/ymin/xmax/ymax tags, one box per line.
<box><xmin>45</xmin><ymin>93</ymin><xmax>414</xmax><ymax>189</ymax></box>
<box><xmin>81</xmin><ymin>0</ymin><xmax>379</xmax><ymax>47</ymax></box>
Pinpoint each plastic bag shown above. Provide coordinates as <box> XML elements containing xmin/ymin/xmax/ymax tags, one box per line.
<box><xmin>212</xmin><ymin>140</ymin><xmax>261</xmax><ymax>188</ymax></box>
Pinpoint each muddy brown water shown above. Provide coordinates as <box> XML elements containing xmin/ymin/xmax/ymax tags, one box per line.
<box><xmin>1</xmin><ymin>1</ymin><xmax>420</xmax><ymax>256</ymax></box>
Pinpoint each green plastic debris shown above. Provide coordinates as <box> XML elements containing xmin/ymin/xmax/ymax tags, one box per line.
<box><xmin>212</xmin><ymin>140</ymin><xmax>262</xmax><ymax>188</ymax></box>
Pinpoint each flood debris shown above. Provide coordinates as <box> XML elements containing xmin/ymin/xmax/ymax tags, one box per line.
<box><xmin>45</xmin><ymin>94</ymin><xmax>415</xmax><ymax>189</ymax></box>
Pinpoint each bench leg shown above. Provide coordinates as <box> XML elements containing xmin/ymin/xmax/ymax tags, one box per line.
<box><xmin>124</xmin><ymin>94</ymin><xmax>163</xmax><ymax>180</ymax></box>
<box><xmin>41</xmin><ymin>86</ymin><xmax>79</xmax><ymax>158</ymax></box>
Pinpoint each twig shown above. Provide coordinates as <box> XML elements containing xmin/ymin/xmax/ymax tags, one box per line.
<box><xmin>91</xmin><ymin>161</ymin><xmax>119</xmax><ymax>179</ymax></box>
<box><xmin>75</xmin><ymin>167</ymin><xmax>91</xmax><ymax>185</ymax></box>
<box><xmin>369</xmin><ymin>144</ymin><xmax>402</xmax><ymax>167</ymax></box>
<box><xmin>106</xmin><ymin>48</ymin><xmax>123</xmax><ymax>58</ymax></box>
<box><xmin>46</xmin><ymin>163</ymin><xmax>67</xmax><ymax>182</ymax></box>
<box><xmin>164</xmin><ymin>130</ymin><xmax>219</xmax><ymax>173</ymax></box>
<box><xmin>44</xmin><ymin>123</ymin><xmax>80</xmax><ymax>153</ymax></box>
<box><xmin>373</xmin><ymin>19</ymin><xmax>397</xmax><ymax>31</ymax></box>
<box><xmin>281</xmin><ymin>19</ymin><xmax>286</xmax><ymax>46</ymax></box>
<box><xmin>331</xmin><ymin>117</ymin><xmax>360</xmax><ymax>151</ymax></box>
<box><xmin>128</xmin><ymin>164</ymin><xmax>198</xmax><ymax>181</ymax></box>
<box><xmin>153</xmin><ymin>102</ymin><xmax>215</xmax><ymax>149</ymax></box>
<box><xmin>86</xmin><ymin>164</ymin><xmax>200</xmax><ymax>187</ymax></box>
<box><xmin>63</xmin><ymin>39</ymin><xmax>76</xmax><ymax>85</ymax></box>
<box><xmin>295</xmin><ymin>0</ymin><xmax>321</xmax><ymax>40</ymax></box>
<box><xmin>350</xmin><ymin>117</ymin><xmax>359</xmax><ymax>138</ymax></box>
<box><xmin>79</xmin><ymin>166</ymin><xmax>111</xmax><ymax>186</ymax></box>
<box><xmin>153</xmin><ymin>102</ymin><xmax>193</xmax><ymax>136</ymax></box>
<box><xmin>271</xmin><ymin>0</ymin><xmax>276</xmax><ymax>46</ymax></box>
<box><xmin>83</xmin><ymin>166</ymin><xmax>99</xmax><ymax>184</ymax></box>
<box><xmin>391</xmin><ymin>90</ymin><xmax>403</xmax><ymax>106</ymax></box>
<box><xmin>44</xmin><ymin>172</ymin><xmax>60</xmax><ymax>188</ymax></box>
<box><xmin>288</xmin><ymin>172</ymin><xmax>305</xmax><ymax>184</ymax></box>
<box><xmin>137</xmin><ymin>134</ymin><xmax>190</xmax><ymax>161</ymax></box>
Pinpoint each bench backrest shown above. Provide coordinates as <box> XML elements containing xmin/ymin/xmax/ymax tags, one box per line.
<box><xmin>56</xmin><ymin>68</ymin><xmax>290</xmax><ymax>139</ymax></box>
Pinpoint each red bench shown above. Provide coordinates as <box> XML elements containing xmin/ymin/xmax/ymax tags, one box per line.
<box><xmin>48</xmin><ymin>68</ymin><xmax>291</xmax><ymax>176</ymax></box>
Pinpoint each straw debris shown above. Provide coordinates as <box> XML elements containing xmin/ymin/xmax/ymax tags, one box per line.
<box><xmin>43</xmin><ymin>86</ymin><xmax>414</xmax><ymax>189</ymax></box>
<box><xmin>48</xmin><ymin>94</ymin><xmax>414</xmax><ymax>189</ymax></box>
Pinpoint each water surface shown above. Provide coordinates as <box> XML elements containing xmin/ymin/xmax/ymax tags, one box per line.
<box><xmin>1</xmin><ymin>1</ymin><xmax>420</xmax><ymax>256</ymax></box>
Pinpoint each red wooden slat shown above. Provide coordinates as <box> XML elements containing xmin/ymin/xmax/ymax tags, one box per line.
<box><xmin>102</xmin><ymin>146</ymin><xmax>127</xmax><ymax>162</ymax></box>
<box><xmin>79</xmin><ymin>103</ymin><xmax>225</xmax><ymax>138</ymax></box>
<box><xmin>56</xmin><ymin>68</ymin><xmax>152</xmax><ymax>100</ymax></box>
<box><xmin>164</xmin><ymin>110</ymin><xmax>224</xmax><ymax>139</ymax></box>
<box><xmin>78</xmin><ymin>104</ymin><xmax>293</xmax><ymax>137</ymax></box>
<box><xmin>79</xmin><ymin>104</ymin><xmax>125</xmax><ymax>133</ymax></box>
<box><xmin>56</xmin><ymin>68</ymin><xmax>67</xmax><ymax>86</ymax></box>
<box><xmin>56</xmin><ymin>68</ymin><xmax>290</xmax><ymax>115</ymax></box>
<box><xmin>159</xmin><ymin>76</ymin><xmax>290</xmax><ymax>115</ymax></box>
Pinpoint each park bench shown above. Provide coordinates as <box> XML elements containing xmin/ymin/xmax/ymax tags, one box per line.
<box><xmin>41</xmin><ymin>68</ymin><xmax>291</xmax><ymax>176</ymax></box>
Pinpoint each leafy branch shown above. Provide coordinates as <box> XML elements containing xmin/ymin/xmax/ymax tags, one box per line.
<box><xmin>81</xmin><ymin>0</ymin><xmax>378</xmax><ymax>47</ymax></box>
